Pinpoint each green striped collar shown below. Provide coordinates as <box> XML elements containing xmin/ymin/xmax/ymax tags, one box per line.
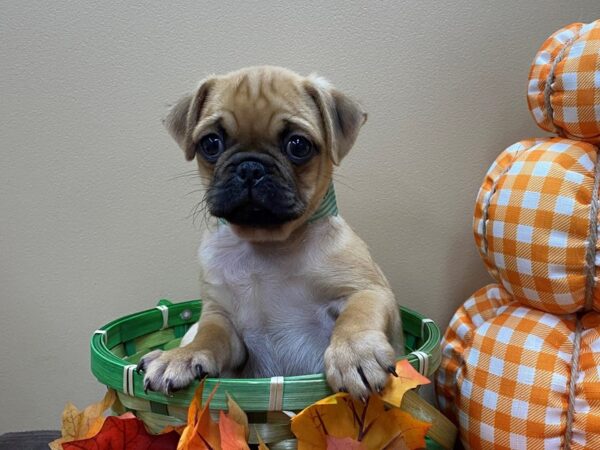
<box><xmin>308</xmin><ymin>182</ymin><xmax>338</xmax><ymax>223</ymax></box>
<box><xmin>218</xmin><ymin>183</ymin><xmax>338</xmax><ymax>226</ymax></box>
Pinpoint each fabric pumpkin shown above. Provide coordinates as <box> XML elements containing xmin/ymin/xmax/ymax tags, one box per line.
<box><xmin>527</xmin><ymin>20</ymin><xmax>600</xmax><ymax>143</ymax></box>
<box><xmin>437</xmin><ymin>20</ymin><xmax>600</xmax><ymax>449</ymax></box>
<box><xmin>436</xmin><ymin>284</ymin><xmax>600</xmax><ymax>449</ymax></box>
<box><xmin>473</xmin><ymin>137</ymin><xmax>599</xmax><ymax>314</ymax></box>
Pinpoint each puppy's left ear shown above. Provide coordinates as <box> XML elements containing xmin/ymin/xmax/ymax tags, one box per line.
<box><xmin>305</xmin><ymin>76</ymin><xmax>367</xmax><ymax>165</ymax></box>
<box><xmin>163</xmin><ymin>77</ymin><xmax>216</xmax><ymax>161</ymax></box>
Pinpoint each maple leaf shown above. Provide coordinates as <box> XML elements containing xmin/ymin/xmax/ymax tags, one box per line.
<box><xmin>379</xmin><ymin>360</ymin><xmax>430</xmax><ymax>408</ymax></box>
<box><xmin>49</xmin><ymin>389</ymin><xmax>116</xmax><ymax>450</ymax></box>
<box><xmin>291</xmin><ymin>392</ymin><xmax>430</xmax><ymax>450</ymax></box>
<box><xmin>218</xmin><ymin>411</ymin><xmax>249</xmax><ymax>450</ymax></box>
<box><xmin>326</xmin><ymin>436</ymin><xmax>366</xmax><ymax>449</ymax></box>
<box><xmin>177</xmin><ymin>381</ymin><xmax>265</xmax><ymax>450</ymax></box>
<box><xmin>225</xmin><ymin>394</ymin><xmax>248</xmax><ymax>440</ymax></box>
<box><xmin>218</xmin><ymin>394</ymin><xmax>250</xmax><ymax>450</ymax></box>
<box><xmin>362</xmin><ymin>405</ymin><xmax>430</xmax><ymax>449</ymax></box>
<box><xmin>177</xmin><ymin>380</ymin><xmax>221</xmax><ymax>450</ymax></box>
<box><xmin>61</xmin><ymin>415</ymin><xmax>180</xmax><ymax>450</ymax></box>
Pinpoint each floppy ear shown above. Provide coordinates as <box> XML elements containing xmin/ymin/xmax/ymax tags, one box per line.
<box><xmin>163</xmin><ymin>78</ymin><xmax>215</xmax><ymax>161</ymax></box>
<box><xmin>305</xmin><ymin>76</ymin><xmax>367</xmax><ymax>165</ymax></box>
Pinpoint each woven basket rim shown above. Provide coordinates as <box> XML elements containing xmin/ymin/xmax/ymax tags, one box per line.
<box><xmin>91</xmin><ymin>299</ymin><xmax>441</xmax><ymax>411</ymax></box>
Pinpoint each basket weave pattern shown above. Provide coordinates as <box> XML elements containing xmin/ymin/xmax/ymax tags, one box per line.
<box><xmin>91</xmin><ymin>299</ymin><xmax>443</xmax><ymax>448</ymax></box>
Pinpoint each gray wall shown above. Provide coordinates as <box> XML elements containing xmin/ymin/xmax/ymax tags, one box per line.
<box><xmin>2</xmin><ymin>0</ymin><xmax>597</xmax><ymax>432</ymax></box>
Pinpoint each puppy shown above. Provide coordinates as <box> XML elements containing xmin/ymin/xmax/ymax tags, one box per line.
<box><xmin>138</xmin><ymin>66</ymin><xmax>402</xmax><ymax>400</ymax></box>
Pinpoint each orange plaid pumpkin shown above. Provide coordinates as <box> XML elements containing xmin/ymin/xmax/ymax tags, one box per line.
<box><xmin>473</xmin><ymin>137</ymin><xmax>599</xmax><ymax>314</ymax></box>
<box><xmin>436</xmin><ymin>284</ymin><xmax>600</xmax><ymax>449</ymax></box>
<box><xmin>436</xmin><ymin>20</ymin><xmax>600</xmax><ymax>449</ymax></box>
<box><xmin>528</xmin><ymin>20</ymin><xmax>600</xmax><ymax>143</ymax></box>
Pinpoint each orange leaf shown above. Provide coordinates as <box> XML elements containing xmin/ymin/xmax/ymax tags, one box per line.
<box><xmin>379</xmin><ymin>360</ymin><xmax>430</xmax><ymax>408</ymax></box>
<box><xmin>291</xmin><ymin>393</ymin><xmax>356</xmax><ymax>449</ymax></box>
<box><xmin>326</xmin><ymin>436</ymin><xmax>366</xmax><ymax>449</ymax></box>
<box><xmin>177</xmin><ymin>380</ymin><xmax>221</xmax><ymax>450</ymax></box>
<box><xmin>219</xmin><ymin>410</ymin><xmax>249</xmax><ymax>450</ymax></box>
<box><xmin>49</xmin><ymin>389</ymin><xmax>116</xmax><ymax>450</ymax></box>
<box><xmin>61</xmin><ymin>415</ymin><xmax>180</xmax><ymax>450</ymax></box>
<box><xmin>225</xmin><ymin>394</ymin><xmax>248</xmax><ymax>439</ymax></box>
<box><xmin>369</xmin><ymin>409</ymin><xmax>431</xmax><ymax>450</ymax></box>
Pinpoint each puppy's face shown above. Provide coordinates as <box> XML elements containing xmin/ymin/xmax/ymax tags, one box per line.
<box><xmin>165</xmin><ymin>66</ymin><xmax>366</xmax><ymax>241</ymax></box>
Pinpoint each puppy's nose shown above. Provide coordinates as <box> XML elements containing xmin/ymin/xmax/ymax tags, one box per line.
<box><xmin>236</xmin><ymin>160</ymin><xmax>266</xmax><ymax>186</ymax></box>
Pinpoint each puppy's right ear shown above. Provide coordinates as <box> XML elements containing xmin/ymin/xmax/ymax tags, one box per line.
<box><xmin>163</xmin><ymin>78</ymin><xmax>216</xmax><ymax>161</ymax></box>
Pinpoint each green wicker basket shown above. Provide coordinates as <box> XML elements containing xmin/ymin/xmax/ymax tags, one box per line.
<box><xmin>91</xmin><ymin>299</ymin><xmax>453</xmax><ymax>449</ymax></box>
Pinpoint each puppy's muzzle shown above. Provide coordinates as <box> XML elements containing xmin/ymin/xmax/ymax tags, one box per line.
<box><xmin>208</xmin><ymin>152</ymin><xmax>305</xmax><ymax>227</ymax></box>
<box><xmin>236</xmin><ymin>160</ymin><xmax>266</xmax><ymax>187</ymax></box>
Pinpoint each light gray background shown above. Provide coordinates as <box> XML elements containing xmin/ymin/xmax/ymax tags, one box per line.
<box><xmin>2</xmin><ymin>0</ymin><xmax>598</xmax><ymax>432</ymax></box>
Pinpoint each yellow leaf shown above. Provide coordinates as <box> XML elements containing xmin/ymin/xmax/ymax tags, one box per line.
<box><xmin>291</xmin><ymin>393</ymin><xmax>356</xmax><ymax>449</ymax></box>
<box><xmin>313</xmin><ymin>392</ymin><xmax>348</xmax><ymax>406</ymax></box>
<box><xmin>379</xmin><ymin>360</ymin><xmax>430</xmax><ymax>408</ymax></box>
<box><xmin>49</xmin><ymin>389</ymin><xmax>116</xmax><ymax>450</ymax></box>
<box><xmin>292</xmin><ymin>389</ymin><xmax>431</xmax><ymax>450</ymax></box>
<box><xmin>368</xmin><ymin>409</ymin><xmax>430</xmax><ymax>450</ymax></box>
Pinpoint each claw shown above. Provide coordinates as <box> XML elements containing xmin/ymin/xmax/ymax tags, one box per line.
<box><xmin>339</xmin><ymin>386</ymin><xmax>348</xmax><ymax>393</ymax></box>
<box><xmin>144</xmin><ymin>378</ymin><xmax>151</xmax><ymax>394</ymax></box>
<box><xmin>194</xmin><ymin>364</ymin><xmax>207</xmax><ymax>380</ymax></box>
<box><xmin>376</xmin><ymin>384</ymin><xmax>384</xmax><ymax>393</ymax></box>
<box><xmin>165</xmin><ymin>379</ymin><xmax>174</xmax><ymax>396</ymax></box>
<box><xmin>357</xmin><ymin>366</ymin><xmax>372</xmax><ymax>392</ymax></box>
<box><xmin>387</xmin><ymin>365</ymin><xmax>398</xmax><ymax>377</ymax></box>
<box><xmin>136</xmin><ymin>359</ymin><xmax>145</xmax><ymax>374</ymax></box>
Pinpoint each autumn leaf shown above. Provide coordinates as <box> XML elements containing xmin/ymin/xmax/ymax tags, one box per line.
<box><xmin>177</xmin><ymin>380</ymin><xmax>221</xmax><ymax>450</ymax></box>
<box><xmin>290</xmin><ymin>393</ymin><xmax>355</xmax><ymax>449</ymax></box>
<box><xmin>326</xmin><ymin>436</ymin><xmax>366</xmax><ymax>449</ymax></box>
<box><xmin>218</xmin><ymin>411</ymin><xmax>249</xmax><ymax>450</ymax></box>
<box><xmin>363</xmin><ymin>405</ymin><xmax>430</xmax><ymax>449</ymax></box>
<box><xmin>225</xmin><ymin>394</ymin><xmax>248</xmax><ymax>440</ymax></box>
<box><xmin>61</xmin><ymin>415</ymin><xmax>180</xmax><ymax>450</ymax></box>
<box><xmin>49</xmin><ymin>389</ymin><xmax>116</xmax><ymax>450</ymax></box>
<box><xmin>291</xmin><ymin>392</ymin><xmax>430</xmax><ymax>450</ymax></box>
<box><xmin>379</xmin><ymin>360</ymin><xmax>430</xmax><ymax>408</ymax></box>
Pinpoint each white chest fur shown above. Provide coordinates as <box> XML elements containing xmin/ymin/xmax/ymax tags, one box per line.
<box><xmin>190</xmin><ymin>217</ymin><xmax>350</xmax><ymax>377</ymax></box>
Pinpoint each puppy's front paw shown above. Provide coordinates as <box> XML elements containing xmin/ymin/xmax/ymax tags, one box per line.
<box><xmin>324</xmin><ymin>330</ymin><xmax>395</xmax><ymax>400</ymax></box>
<box><xmin>136</xmin><ymin>347</ymin><xmax>220</xmax><ymax>395</ymax></box>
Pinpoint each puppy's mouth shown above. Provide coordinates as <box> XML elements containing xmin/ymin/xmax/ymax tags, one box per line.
<box><xmin>207</xmin><ymin>154</ymin><xmax>305</xmax><ymax>228</ymax></box>
<box><xmin>224</xmin><ymin>202</ymin><xmax>298</xmax><ymax>228</ymax></box>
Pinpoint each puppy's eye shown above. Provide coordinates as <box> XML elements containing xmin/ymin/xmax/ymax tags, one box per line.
<box><xmin>284</xmin><ymin>135</ymin><xmax>314</xmax><ymax>164</ymax></box>
<box><xmin>198</xmin><ymin>133</ymin><xmax>224</xmax><ymax>162</ymax></box>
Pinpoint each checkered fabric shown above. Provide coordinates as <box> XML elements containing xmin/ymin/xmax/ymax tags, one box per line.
<box><xmin>435</xmin><ymin>284</ymin><xmax>600</xmax><ymax>449</ymax></box>
<box><xmin>527</xmin><ymin>20</ymin><xmax>600</xmax><ymax>144</ymax></box>
<box><xmin>473</xmin><ymin>137</ymin><xmax>600</xmax><ymax>314</ymax></box>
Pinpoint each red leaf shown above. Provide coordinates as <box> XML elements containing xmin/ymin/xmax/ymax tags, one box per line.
<box><xmin>62</xmin><ymin>416</ymin><xmax>180</xmax><ymax>450</ymax></box>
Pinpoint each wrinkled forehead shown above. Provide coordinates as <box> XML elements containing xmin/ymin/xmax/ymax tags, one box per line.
<box><xmin>201</xmin><ymin>70</ymin><xmax>323</xmax><ymax>144</ymax></box>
